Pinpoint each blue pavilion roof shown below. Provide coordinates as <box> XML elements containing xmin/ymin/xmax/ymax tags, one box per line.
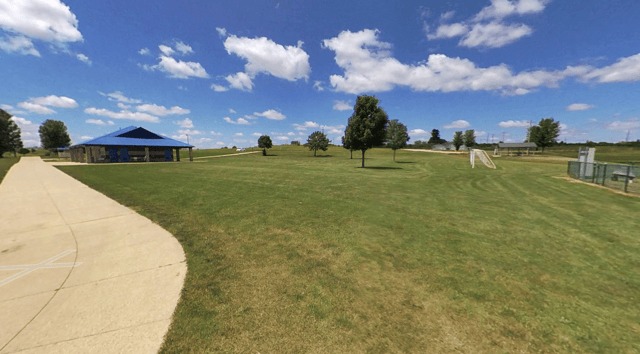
<box><xmin>74</xmin><ymin>126</ymin><xmax>194</xmax><ymax>148</ymax></box>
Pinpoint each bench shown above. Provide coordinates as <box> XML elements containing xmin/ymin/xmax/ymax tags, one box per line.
<box><xmin>612</xmin><ymin>169</ymin><xmax>636</xmax><ymax>182</ymax></box>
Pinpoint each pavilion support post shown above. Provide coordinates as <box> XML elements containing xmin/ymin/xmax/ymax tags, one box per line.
<box><xmin>176</xmin><ymin>149</ymin><xmax>180</xmax><ymax>162</ymax></box>
<box><xmin>84</xmin><ymin>147</ymin><xmax>89</xmax><ymax>164</ymax></box>
<box><xmin>145</xmin><ymin>147</ymin><xmax>150</xmax><ymax>162</ymax></box>
<box><xmin>189</xmin><ymin>147</ymin><xmax>193</xmax><ymax>162</ymax></box>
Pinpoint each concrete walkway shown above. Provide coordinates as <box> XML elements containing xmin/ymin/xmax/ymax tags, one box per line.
<box><xmin>0</xmin><ymin>157</ymin><xmax>186</xmax><ymax>354</ymax></box>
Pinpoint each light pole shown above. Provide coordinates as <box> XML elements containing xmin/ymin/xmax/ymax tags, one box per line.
<box><xmin>186</xmin><ymin>134</ymin><xmax>189</xmax><ymax>145</ymax></box>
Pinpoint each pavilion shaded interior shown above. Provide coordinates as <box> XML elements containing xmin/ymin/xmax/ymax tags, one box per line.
<box><xmin>69</xmin><ymin>126</ymin><xmax>194</xmax><ymax>163</ymax></box>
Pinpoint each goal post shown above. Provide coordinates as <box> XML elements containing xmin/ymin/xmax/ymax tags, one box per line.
<box><xmin>470</xmin><ymin>149</ymin><xmax>496</xmax><ymax>169</ymax></box>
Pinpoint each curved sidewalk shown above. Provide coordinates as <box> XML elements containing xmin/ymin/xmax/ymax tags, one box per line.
<box><xmin>0</xmin><ymin>157</ymin><xmax>186</xmax><ymax>354</ymax></box>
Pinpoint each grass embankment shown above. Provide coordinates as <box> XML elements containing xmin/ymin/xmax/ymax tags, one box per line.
<box><xmin>58</xmin><ymin>146</ymin><xmax>640</xmax><ymax>353</ymax></box>
<box><xmin>0</xmin><ymin>157</ymin><xmax>19</xmax><ymax>183</ymax></box>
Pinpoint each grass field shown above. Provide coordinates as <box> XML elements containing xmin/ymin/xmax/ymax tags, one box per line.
<box><xmin>0</xmin><ymin>157</ymin><xmax>19</xmax><ymax>183</ymax></box>
<box><xmin>191</xmin><ymin>147</ymin><xmax>260</xmax><ymax>159</ymax></box>
<box><xmin>541</xmin><ymin>146</ymin><xmax>640</xmax><ymax>164</ymax></box>
<box><xmin>57</xmin><ymin>146</ymin><xmax>640</xmax><ymax>353</ymax></box>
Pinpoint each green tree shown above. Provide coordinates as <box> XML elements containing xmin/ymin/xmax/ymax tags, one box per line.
<box><xmin>290</xmin><ymin>141</ymin><xmax>300</xmax><ymax>146</ymax></box>
<box><xmin>452</xmin><ymin>131</ymin><xmax>464</xmax><ymax>151</ymax></box>
<box><xmin>0</xmin><ymin>109</ymin><xmax>23</xmax><ymax>157</ymax></box>
<box><xmin>307</xmin><ymin>131</ymin><xmax>329</xmax><ymax>156</ymax></box>
<box><xmin>463</xmin><ymin>130</ymin><xmax>476</xmax><ymax>150</ymax></box>
<box><xmin>39</xmin><ymin>119</ymin><xmax>71</xmax><ymax>152</ymax></box>
<box><xmin>341</xmin><ymin>134</ymin><xmax>353</xmax><ymax>159</ymax></box>
<box><xmin>528</xmin><ymin>118</ymin><xmax>560</xmax><ymax>152</ymax></box>
<box><xmin>344</xmin><ymin>95</ymin><xmax>389</xmax><ymax>168</ymax></box>
<box><xmin>427</xmin><ymin>129</ymin><xmax>446</xmax><ymax>144</ymax></box>
<box><xmin>386</xmin><ymin>119</ymin><xmax>410</xmax><ymax>161</ymax></box>
<box><xmin>258</xmin><ymin>135</ymin><xmax>273</xmax><ymax>156</ymax></box>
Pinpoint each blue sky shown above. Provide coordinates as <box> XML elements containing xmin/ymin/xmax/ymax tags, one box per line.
<box><xmin>1</xmin><ymin>0</ymin><xmax>639</xmax><ymax>148</ymax></box>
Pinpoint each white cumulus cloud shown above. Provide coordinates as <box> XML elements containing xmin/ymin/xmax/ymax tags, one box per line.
<box><xmin>474</xmin><ymin>0</ymin><xmax>550</xmax><ymax>21</ymax></box>
<box><xmin>17</xmin><ymin>95</ymin><xmax>78</xmax><ymax>114</ymax></box>
<box><xmin>498</xmin><ymin>120</ymin><xmax>531</xmax><ymax>128</ymax></box>
<box><xmin>174</xmin><ymin>41</ymin><xmax>193</xmax><ymax>55</ymax></box>
<box><xmin>86</xmin><ymin>119</ymin><xmax>107</xmax><ymax>125</ymax></box>
<box><xmin>606</xmin><ymin>118</ymin><xmax>640</xmax><ymax>131</ymax></box>
<box><xmin>77</xmin><ymin>53</ymin><xmax>91</xmax><ymax>65</ymax></box>
<box><xmin>136</xmin><ymin>103</ymin><xmax>190</xmax><ymax>116</ymax></box>
<box><xmin>254</xmin><ymin>109</ymin><xmax>286</xmax><ymax>120</ymax></box>
<box><xmin>459</xmin><ymin>22</ymin><xmax>532</xmax><ymax>48</ymax></box>
<box><xmin>292</xmin><ymin>121</ymin><xmax>319</xmax><ymax>131</ymax></box>
<box><xmin>84</xmin><ymin>107</ymin><xmax>159</xmax><ymax>123</ymax></box>
<box><xmin>222</xmin><ymin>34</ymin><xmax>310</xmax><ymax>90</ymax></box>
<box><xmin>225</xmin><ymin>72</ymin><xmax>253</xmax><ymax>91</ymax></box>
<box><xmin>409</xmin><ymin>129</ymin><xmax>430</xmax><ymax>136</ymax></box>
<box><xmin>138</xmin><ymin>48</ymin><xmax>150</xmax><ymax>55</ymax></box>
<box><xmin>581</xmin><ymin>53</ymin><xmax>640</xmax><ymax>83</ymax></box>
<box><xmin>155</xmin><ymin>56</ymin><xmax>209</xmax><ymax>79</ymax></box>
<box><xmin>565</xmin><ymin>103</ymin><xmax>594</xmax><ymax>112</ymax></box>
<box><xmin>333</xmin><ymin>100</ymin><xmax>352</xmax><ymax>111</ymax></box>
<box><xmin>0</xmin><ymin>36</ymin><xmax>40</xmax><ymax>56</ymax></box>
<box><xmin>99</xmin><ymin>91</ymin><xmax>142</xmax><ymax>104</ymax></box>
<box><xmin>0</xmin><ymin>0</ymin><xmax>83</xmax><ymax>56</ymax></box>
<box><xmin>174</xmin><ymin>118</ymin><xmax>194</xmax><ymax>128</ymax></box>
<box><xmin>322</xmin><ymin>29</ymin><xmax>603</xmax><ymax>96</ymax></box>
<box><xmin>427</xmin><ymin>0</ymin><xmax>548</xmax><ymax>49</ymax></box>
<box><xmin>30</xmin><ymin>95</ymin><xmax>78</xmax><ymax>108</ymax></box>
<box><xmin>223</xmin><ymin>117</ymin><xmax>250</xmax><ymax>125</ymax></box>
<box><xmin>443</xmin><ymin>120</ymin><xmax>470</xmax><ymax>129</ymax></box>
<box><xmin>211</xmin><ymin>84</ymin><xmax>229</xmax><ymax>92</ymax></box>
<box><xmin>224</xmin><ymin>35</ymin><xmax>311</xmax><ymax>81</ymax></box>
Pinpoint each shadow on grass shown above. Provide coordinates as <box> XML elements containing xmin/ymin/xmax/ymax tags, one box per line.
<box><xmin>359</xmin><ymin>166</ymin><xmax>402</xmax><ymax>170</ymax></box>
<box><xmin>263</xmin><ymin>155</ymin><xmax>279</xmax><ymax>157</ymax></box>
<box><xmin>314</xmin><ymin>155</ymin><xmax>333</xmax><ymax>158</ymax></box>
<box><xmin>395</xmin><ymin>161</ymin><xmax>415</xmax><ymax>164</ymax></box>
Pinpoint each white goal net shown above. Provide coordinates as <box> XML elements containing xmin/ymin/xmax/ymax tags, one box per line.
<box><xmin>470</xmin><ymin>149</ymin><xmax>496</xmax><ymax>169</ymax></box>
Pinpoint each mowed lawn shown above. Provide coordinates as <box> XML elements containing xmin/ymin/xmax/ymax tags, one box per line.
<box><xmin>0</xmin><ymin>156</ymin><xmax>20</xmax><ymax>183</ymax></box>
<box><xmin>57</xmin><ymin>147</ymin><xmax>640</xmax><ymax>353</ymax></box>
<box><xmin>542</xmin><ymin>146</ymin><xmax>640</xmax><ymax>163</ymax></box>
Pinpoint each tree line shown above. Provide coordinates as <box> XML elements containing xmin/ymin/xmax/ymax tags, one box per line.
<box><xmin>1</xmin><ymin>109</ymin><xmax>72</xmax><ymax>157</ymax></box>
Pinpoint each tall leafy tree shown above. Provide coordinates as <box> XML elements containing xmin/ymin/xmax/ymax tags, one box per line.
<box><xmin>307</xmin><ymin>131</ymin><xmax>330</xmax><ymax>156</ymax></box>
<box><xmin>258</xmin><ymin>135</ymin><xmax>273</xmax><ymax>156</ymax></box>
<box><xmin>386</xmin><ymin>119</ymin><xmax>410</xmax><ymax>161</ymax></box>
<box><xmin>528</xmin><ymin>118</ymin><xmax>560</xmax><ymax>152</ymax></box>
<box><xmin>341</xmin><ymin>135</ymin><xmax>353</xmax><ymax>159</ymax></box>
<box><xmin>427</xmin><ymin>129</ymin><xmax>446</xmax><ymax>144</ymax></box>
<box><xmin>452</xmin><ymin>131</ymin><xmax>464</xmax><ymax>151</ymax></box>
<box><xmin>0</xmin><ymin>109</ymin><xmax>23</xmax><ymax>157</ymax></box>
<box><xmin>463</xmin><ymin>130</ymin><xmax>476</xmax><ymax>150</ymax></box>
<box><xmin>344</xmin><ymin>95</ymin><xmax>389</xmax><ymax>168</ymax></box>
<box><xmin>39</xmin><ymin>119</ymin><xmax>71</xmax><ymax>152</ymax></box>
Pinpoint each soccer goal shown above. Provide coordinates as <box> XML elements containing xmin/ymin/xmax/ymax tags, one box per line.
<box><xmin>470</xmin><ymin>149</ymin><xmax>496</xmax><ymax>169</ymax></box>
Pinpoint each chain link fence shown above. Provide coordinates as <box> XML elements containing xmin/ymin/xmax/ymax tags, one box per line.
<box><xmin>568</xmin><ymin>161</ymin><xmax>639</xmax><ymax>194</ymax></box>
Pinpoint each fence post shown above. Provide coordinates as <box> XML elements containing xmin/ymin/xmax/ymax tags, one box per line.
<box><xmin>592</xmin><ymin>163</ymin><xmax>596</xmax><ymax>183</ymax></box>
<box><xmin>602</xmin><ymin>164</ymin><xmax>607</xmax><ymax>186</ymax></box>
<box><xmin>625</xmin><ymin>165</ymin><xmax>631</xmax><ymax>193</ymax></box>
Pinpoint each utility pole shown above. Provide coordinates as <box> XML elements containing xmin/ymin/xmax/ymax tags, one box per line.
<box><xmin>186</xmin><ymin>134</ymin><xmax>189</xmax><ymax>145</ymax></box>
<box><xmin>491</xmin><ymin>134</ymin><xmax>495</xmax><ymax>144</ymax></box>
<box><xmin>626</xmin><ymin>129</ymin><xmax>631</xmax><ymax>142</ymax></box>
<box><xmin>502</xmin><ymin>132</ymin><xmax>506</xmax><ymax>142</ymax></box>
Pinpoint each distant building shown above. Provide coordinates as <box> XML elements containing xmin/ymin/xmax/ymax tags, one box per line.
<box><xmin>69</xmin><ymin>126</ymin><xmax>194</xmax><ymax>163</ymax></box>
<box><xmin>496</xmin><ymin>142</ymin><xmax>538</xmax><ymax>156</ymax></box>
